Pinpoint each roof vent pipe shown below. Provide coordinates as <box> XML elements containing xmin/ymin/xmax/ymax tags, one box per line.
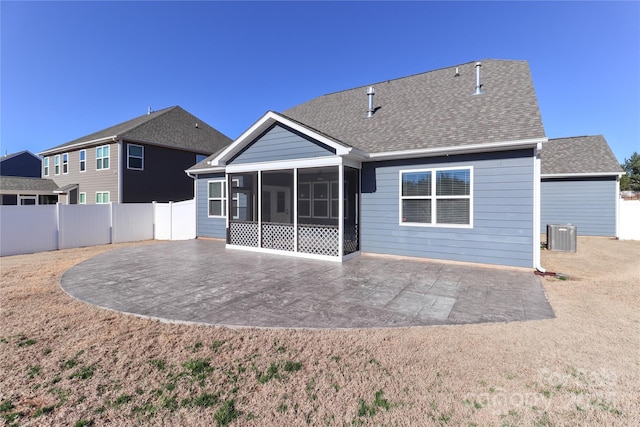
<box><xmin>366</xmin><ymin>86</ymin><xmax>375</xmax><ymax>118</ymax></box>
<box><xmin>474</xmin><ymin>62</ymin><xmax>483</xmax><ymax>95</ymax></box>
<box><xmin>147</xmin><ymin>106</ymin><xmax>151</xmax><ymax>115</ymax></box>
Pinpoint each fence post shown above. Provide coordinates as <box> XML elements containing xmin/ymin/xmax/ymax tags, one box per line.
<box><xmin>169</xmin><ymin>201</ymin><xmax>173</xmax><ymax>241</ymax></box>
<box><xmin>152</xmin><ymin>201</ymin><xmax>157</xmax><ymax>239</ymax></box>
<box><xmin>110</xmin><ymin>202</ymin><xmax>114</xmax><ymax>244</ymax></box>
<box><xmin>56</xmin><ymin>202</ymin><xmax>62</xmax><ymax>250</ymax></box>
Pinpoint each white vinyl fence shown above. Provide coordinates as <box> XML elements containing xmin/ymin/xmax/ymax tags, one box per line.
<box><xmin>0</xmin><ymin>200</ymin><xmax>196</xmax><ymax>257</ymax></box>
<box><xmin>619</xmin><ymin>199</ymin><xmax>640</xmax><ymax>240</ymax></box>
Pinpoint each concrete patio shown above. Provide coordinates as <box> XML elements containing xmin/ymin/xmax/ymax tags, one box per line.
<box><xmin>60</xmin><ymin>239</ymin><xmax>554</xmax><ymax>329</ymax></box>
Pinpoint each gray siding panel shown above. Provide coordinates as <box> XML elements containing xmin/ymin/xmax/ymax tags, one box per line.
<box><xmin>541</xmin><ymin>177</ymin><xmax>617</xmax><ymax>236</ymax></box>
<box><xmin>361</xmin><ymin>149</ymin><xmax>535</xmax><ymax>268</ymax></box>
<box><xmin>229</xmin><ymin>125</ymin><xmax>335</xmax><ymax>165</ymax></box>
<box><xmin>196</xmin><ymin>173</ymin><xmax>226</xmax><ymax>238</ymax></box>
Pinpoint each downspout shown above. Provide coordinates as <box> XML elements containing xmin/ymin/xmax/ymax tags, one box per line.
<box><xmin>615</xmin><ymin>175</ymin><xmax>620</xmax><ymax>239</ymax></box>
<box><xmin>533</xmin><ymin>142</ymin><xmax>546</xmax><ymax>273</ymax></box>
<box><xmin>116</xmin><ymin>138</ymin><xmax>122</xmax><ymax>203</ymax></box>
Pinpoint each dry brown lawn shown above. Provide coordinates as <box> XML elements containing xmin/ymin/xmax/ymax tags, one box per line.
<box><xmin>1</xmin><ymin>237</ymin><xmax>638</xmax><ymax>426</ymax></box>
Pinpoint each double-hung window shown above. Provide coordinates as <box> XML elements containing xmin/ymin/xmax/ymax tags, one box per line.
<box><xmin>43</xmin><ymin>158</ymin><xmax>49</xmax><ymax>176</ymax></box>
<box><xmin>127</xmin><ymin>144</ymin><xmax>144</xmax><ymax>170</ymax></box>
<box><xmin>208</xmin><ymin>180</ymin><xmax>226</xmax><ymax>217</ymax></box>
<box><xmin>79</xmin><ymin>150</ymin><xmax>86</xmax><ymax>172</ymax></box>
<box><xmin>96</xmin><ymin>192</ymin><xmax>110</xmax><ymax>204</ymax></box>
<box><xmin>62</xmin><ymin>153</ymin><xmax>69</xmax><ymax>174</ymax></box>
<box><xmin>54</xmin><ymin>155</ymin><xmax>60</xmax><ymax>175</ymax></box>
<box><xmin>96</xmin><ymin>145</ymin><xmax>110</xmax><ymax>170</ymax></box>
<box><xmin>400</xmin><ymin>167</ymin><xmax>472</xmax><ymax>227</ymax></box>
<box><xmin>79</xmin><ymin>193</ymin><xmax>86</xmax><ymax>204</ymax></box>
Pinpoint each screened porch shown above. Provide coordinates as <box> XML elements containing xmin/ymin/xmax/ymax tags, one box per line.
<box><xmin>226</xmin><ymin>166</ymin><xmax>360</xmax><ymax>260</ymax></box>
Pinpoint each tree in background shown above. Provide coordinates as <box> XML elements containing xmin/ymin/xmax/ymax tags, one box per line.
<box><xmin>620</xmin><ymin>152</ymin><xmax>640</xmax><ymax>191</ymax></box>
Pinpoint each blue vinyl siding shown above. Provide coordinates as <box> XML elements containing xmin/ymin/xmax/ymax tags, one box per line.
<box><xmin>361</xmin><ymin>149</ymin><xmax>535</xmax><ymax>268</ymax></box>
<box><xmin>196</xmin><ymin>173</ymin><xmax>226</xmax><ymax>238</ymax></box>
<box><xmin>229</xmin><ymin>125</ymin><xmax>336</xmax><ymax>164</ymax></box>
<box><xmin>541</xmin><ymin>177</ymin><xmax>617</xmax><ymax>236</ymax></box>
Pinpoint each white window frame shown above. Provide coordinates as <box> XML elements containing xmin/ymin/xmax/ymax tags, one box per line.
<box><xmin>127</xmin><ymin>144</ymin><xmax>144</xmax><ymax>170</ymax></box>
<box><xmin>399</xmin><ymin>166</ymin><xmax>473</xmax><ymax>228</ymax></box>
<box><xmin>54</xmin><ymin>155</ymin><xmax>60</xmax><ymax>175</ymax></box>
<box><xmin>298</xmin><ymin>182</ymin><xmax>311</xmax><ymax>218</ymax></box>
<box><xmin>79</xmin><ymin>192</ymin><xmax>86</xmax><ymax>204</ymax></box>
<box><xmin>43</xmin><ymin>157</ymin><xmax>49</xmax><ymax>176</ymax></box>
<box><xmin>312</xmin><ymin>182</ymin><xmax>330</xmax><ymax>219</ymax></box>
<box><xmin>231</xmin><ymin>178</ymin><xmax>241</xmax><ymax>220</ymax></box>
<box><xmin>62</xmin><ymin>153</ymin><xmax>69</xmax><ymax>174</ymax></box>
<box><xmin>96</xmin><ymin>191</ymin><xmax>110</xmax><ymax>204</ymax></box>
<box><xmin>96</xmin><ymin>145</ymin><xmax>110</xmax><ymax>170</ymax></box>
<box><xmin>79</xmin><ymin>150</ymin><xmax>86</xmax><ymax>172</ymax></box>
<box><xmin>19</xmin><ymin>195</ymin><xmax>38</xmax><ymax>205</ymax></box>
<box><xmin>207</xmin><ymin>179</ymin><xmax>226</xmax><ymax>217</ymax></box>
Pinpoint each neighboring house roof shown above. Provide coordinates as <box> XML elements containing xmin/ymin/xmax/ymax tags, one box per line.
<box><xmin>39</xmin><ymin>106</ymin><xmax>232</xmax><ymax>156</ymax></box>
<box><xmin>0</xmin><ymin>176</ymin><xmax>58</xmax><ymax>194</ymax></box>
<box><xmin>283</xmin><ymin>59</ymin><xmax>546</xmax><ymax>153</ymax></box>
<box><xmin>1</xmin><ymin>150</ymin><xmax>42</xmax><ymax>177</ymax></box>
<box><xmin>541</xmin><ymin>135</ymin><xmax>623</xmax><ymax>176</ymax></box>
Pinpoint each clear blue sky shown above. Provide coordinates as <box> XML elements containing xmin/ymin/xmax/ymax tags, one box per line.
<box><xmin>2</xmin><ymin>1</ymin><xmax>639</xmax><ymax>163</ymax></box>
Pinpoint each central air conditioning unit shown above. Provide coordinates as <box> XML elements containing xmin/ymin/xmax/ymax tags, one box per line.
<box><xmin>547</xmin><ymin>224</ymin><xmax>577</xmax><ymax>252</ymax></box>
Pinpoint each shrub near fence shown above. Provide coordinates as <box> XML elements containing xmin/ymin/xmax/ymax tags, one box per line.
<box><xmin>0</xmin><ymin>200</ymin><xmax>195</xmax><ymax>257</ymax></box>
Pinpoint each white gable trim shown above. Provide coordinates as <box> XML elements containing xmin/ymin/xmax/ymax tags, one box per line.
<box><xmin>208</xmin><ymin>111</ymin><xmax>358</xmax><ymax>167</ymax></box>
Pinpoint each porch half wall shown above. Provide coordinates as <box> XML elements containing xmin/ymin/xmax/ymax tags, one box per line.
<box><xmin>360</xmin><ymin>149</ymin><xmax>535</xmax><ymax>268</ymax></box>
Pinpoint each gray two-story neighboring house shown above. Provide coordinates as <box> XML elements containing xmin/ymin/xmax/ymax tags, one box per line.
<box><xmin>39</xmin><ymin>106</ymin><xmax>231</xmax><ymax>204</ymax></box>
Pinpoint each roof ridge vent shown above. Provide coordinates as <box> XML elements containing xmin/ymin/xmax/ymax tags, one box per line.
<box><xmin>366</xmin><ymin>86</ymin><xmax>375</xmax><ymax>118</ymax></box>
<box><xmin>474</xmin><ymin>62</ymin><xmax>483</xmax><ymax>95</ymax></box>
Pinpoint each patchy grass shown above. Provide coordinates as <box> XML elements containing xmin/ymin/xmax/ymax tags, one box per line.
<box><xmin>0</xmin><ymin>237</ymin><xmax>638</xmax><ymax>425</ymax></box>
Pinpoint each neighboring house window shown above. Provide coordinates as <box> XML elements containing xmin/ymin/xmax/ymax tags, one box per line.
<box><xmin>208</xmin><ymin>180</ymin><xmax>226</xmax><ymax>217</ymax></box>
<box><xmin>312</xmin><ymin>182</ymin><xmax>329</xmax><ymax>218</ymax></box>
<box><xmin>96</xmin><ymin>192</ymin><xmax>110</xmax><ymax>204</ymax></box>
<box><xmin>96</xmin><ymin>145</ymin><xmax>110</xmax><ymax>170</ymax></box>
<box><xmin>79</xmin><ymin>193</ymin><xmax>86</xmax><ymax>204</ymax></box>
<box><xmin>62</xmin><ymin>153</ymin><xmax>69</xmax><ymax>174</ymax></box>
<box><xmin>400</xmin><ymin>167</ymin><xmax>472</xmax><ymax>227</ymax></box>
<box><xmin>54</xmin><ymin>155</ymin><xmax>60</xmax><ymax>175</ymax></box>
<box><xmin>127</xmin><ymin>144</ymin><xmax>144</xmax><ymax>170</ymax></box>
<box><xmin>79</xmin><ymin>150</ymin><xmax>86</xmax><ymax>172</ymax></box>
<box><xmin>43</xmin><ymin>158</ymin><xmax>49</xmax><ymax>176</ymax></box>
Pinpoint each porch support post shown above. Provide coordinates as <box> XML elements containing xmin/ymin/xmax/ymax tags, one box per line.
<box><xmin>294</xmin><ymin>168</ymin><xmax>298</xmax><ymax>253</ymax></box>
<box><xmin>338</xmin><ymin>163</ymin><xmax>344</xmax><ymax>258</ymax></box>
<box><xmin>257</xmin><ymin>170</ymin><xmax>262</xmax><ymax>248</ymax></box>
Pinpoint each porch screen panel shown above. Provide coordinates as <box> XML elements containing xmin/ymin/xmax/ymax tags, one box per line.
<box><xmin>343</xmin><ymin>166</ymin><xmax>360</xmax><ymax>255</ymax></box>
<box><xmin>262</xmin><ymin>170</ymin><xmax>294</xmax><ymax>251</ymax></box>
<box><xmin>297</xmin><ymin>167</ymin><xmax>339</xmax><ymax>256</ymax></box>
<box><xmin>228</xmin><ymin>172</ymin><xmax>259</xmax><ymax>247</ymax></box>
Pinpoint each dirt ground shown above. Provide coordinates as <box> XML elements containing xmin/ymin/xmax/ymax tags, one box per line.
<box><xmin>1</xmin><ymin>237</ymin><xmax>638</xmax><ymax>426</ymax></box>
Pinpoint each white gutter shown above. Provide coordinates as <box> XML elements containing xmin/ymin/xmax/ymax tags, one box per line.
<box><xmin>368</xmin><ymin>137</ymin><xmax>546</xmax><ymax>161</ymax></box>
<box><xmin>117</xmin><ymin>140</ymin><xmax>123</xmax><ymax>203</ymax></box>
<box><xmin>541</xmin><ymin>172</ymin><xmax>624</xmax><ymax>178</ymax></box>
<box><xmin>533</xmin><ymin>142</ymin><xmax>546</xmax><ymax>273</ymax></box>
<box><xmin>38</xmin><ymin>135</ymin><xmax>119</xmax><ymax>156</ymax></box>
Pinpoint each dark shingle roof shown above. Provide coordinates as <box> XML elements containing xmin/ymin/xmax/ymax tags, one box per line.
<box><xmin>0</xmin><ymin>176</ymin><xmax>58</xmax><ymax>192</ymax></box>
<box><xmin>541</xmin><ymin>135</ymin><xmax>622</xmax><ymax>175</ymax></box>
<box><xmin>283</xmin><ymin>60</ymin><xmax>546</xmax><ymax>153</ymax></box>
<box><xmin>41</xmin><ymin>106</ymin><xmax>232</xmax><ymax>155</ymax></box>
<box><xmin>1</xmin><ymin>150</ymin><xmax>39</xmax><ymax>162</ymax></box>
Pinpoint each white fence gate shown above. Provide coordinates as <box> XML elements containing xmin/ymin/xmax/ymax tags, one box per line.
<box><xmin>619</xmin><ymin>199</ymin><xmax>640</xmax><ymax>240</ymax></box>
<box><xmin>0</xmin><ymin>200</ymin><xmax>195</xmax><ymax>257</ymax></box>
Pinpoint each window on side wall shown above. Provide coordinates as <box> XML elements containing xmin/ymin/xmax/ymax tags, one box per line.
<box><xmin>62</xmin><ymin>153</ymin><xmax>69</xmax><ymax>174</ymax></box>
<box><xmin>79</xmin><ymin>150</ymin><xmax>86</xmax><ymax>172</ymax></box>
<box><xmin>400</xmin><ymin>167</ymin><xmax>472</xmax><ymax>227</ymax></box>
<box><xmin>54</xmin><ymin>155</ymin><xmax>60</xmax><ymax>175</ymax></box>
<box><xmin>208</xmin><ymin>180</ymin><xmax>226</xmax><ymax>217</ymax></box>
<box><xmin>96</xmin><ymin>192</ymin><xmax>110</xmax><ymax>204</ymax></box>
<box><xmin>127</xmin><ymin>144</ymin><xmax>144</xmax><ymax>170</ymax></box>
<box><xmin>79</xmin><ymin>192</ymin><xmax>86</xmax><ymax>204</ymax></box>
<box><xmin>43</xmin><ymin>158</ymin><xmax>49</xmax><ymax>176</ymax></box>
<box><xmin>96</xmin><ymin>146</ymin><xmax>110</xmax><ymax>170</ymax></box>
